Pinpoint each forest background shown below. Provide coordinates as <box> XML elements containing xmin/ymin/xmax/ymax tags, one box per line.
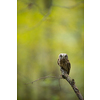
<box><xmin>17</xmin><ymin>0</ymin><xmax>84</xmax><ymax>100</ymax></box>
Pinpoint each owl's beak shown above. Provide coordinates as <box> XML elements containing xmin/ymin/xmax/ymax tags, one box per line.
<box><xmin>62</xmin><ymin>56</ymin><xmax>65</xmax><ymax>59</ymax></box>
<box><xmin>62</xmin><ymin>57</ymin><xmax>66</xmax><ymax>61</ymax></box>
<box><xmin>62</xmin><ymin>58</ymin><xmax>66</xmax><ymax>63</ymax></box>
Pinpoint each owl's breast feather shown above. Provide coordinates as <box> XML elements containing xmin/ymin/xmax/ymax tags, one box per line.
<box><xmin>60</xmin><ymin>59</ymin><xmax>66</xmax><ymax>64</ymax></box>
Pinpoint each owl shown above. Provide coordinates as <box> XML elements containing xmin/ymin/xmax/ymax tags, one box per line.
<box><xmin>57</xmin><ymin>53</ymin><xmax>71</xmax><ymax>75</ymax></box>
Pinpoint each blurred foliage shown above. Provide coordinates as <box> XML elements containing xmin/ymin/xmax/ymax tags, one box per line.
<box><xmin>17</xmin><ymin>0</ymin><xmax>84</xmax><ymax>100</ymax></box>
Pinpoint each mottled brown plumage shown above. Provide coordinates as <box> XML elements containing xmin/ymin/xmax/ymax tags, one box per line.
<box><xmin>57</xmin><ymin>53</ymin><xmax>71</xmax><ymax>75</ymax></box>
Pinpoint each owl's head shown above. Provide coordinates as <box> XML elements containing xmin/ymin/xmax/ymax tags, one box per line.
<box><xmin>58</xmin><ymin>53</ymin><xmax>68</xmax><ymax>60</ymax></box>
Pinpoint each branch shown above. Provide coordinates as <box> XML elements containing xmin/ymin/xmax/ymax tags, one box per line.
<box><xmin>52</xmin><ymin>1</ymin><xmax>84</xmax><ymax>9</ymax></box>
<box><xmin>60</xmin><ymin>68</ymin><xmax>83</xmax><ymax>100</ymax></box>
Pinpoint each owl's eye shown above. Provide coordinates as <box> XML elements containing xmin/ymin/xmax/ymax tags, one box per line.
<box><xmin>60</xmin><ymin>55</ymin><xmax>62</xmax><ymax>57</ymax></box>
<box><xmin>65</xmin><ymin>55</ymin><xmax>68</xmax><ymax>58</ymax></box>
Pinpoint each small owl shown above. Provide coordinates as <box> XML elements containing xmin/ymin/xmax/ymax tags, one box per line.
<box><xmin>57</xmin><ymin>53</ymin><xmax>71</xmax><ymax>75</ymax></box>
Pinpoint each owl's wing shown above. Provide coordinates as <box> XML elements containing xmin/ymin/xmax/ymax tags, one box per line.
<box><xmin>67</xmin><ymin>61</ymin><xmax>71</xmax><ymax>75</ymax></box>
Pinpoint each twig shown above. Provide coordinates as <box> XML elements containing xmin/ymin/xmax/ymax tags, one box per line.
<box><xmin>60</xmin><ymin>68</ymin><xmax>84</xmax><ymax>100</ymax></box>
<box><xmin>24</xmin><ymin>8</ymin><xmax>51</xmax><ymax>32</ymax></box>
<box><xmin>25</xmin><ymin>75</ymin><xmax>62</xmax><ymax>85</ymax></box>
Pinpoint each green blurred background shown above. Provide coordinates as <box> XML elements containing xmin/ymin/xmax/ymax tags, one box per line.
<box><xmin>17</xmin><ymin>0</ymin><xmax>84</xmax><ymax>100</ymax></box>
